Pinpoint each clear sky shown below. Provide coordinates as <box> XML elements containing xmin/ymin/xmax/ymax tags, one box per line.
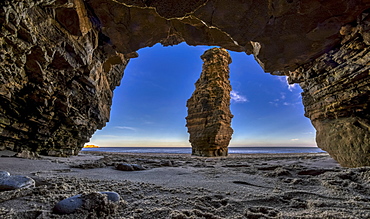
<box><xmin>87</xmin><ymin>43</ymin><xmax>316</xmax><ymax>147</ymax></box>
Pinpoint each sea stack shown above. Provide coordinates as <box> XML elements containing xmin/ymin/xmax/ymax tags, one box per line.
<box><xmin>186</xmin><ymin>48</ymin><xmax>233</xmax><ymax>157</ymax></box>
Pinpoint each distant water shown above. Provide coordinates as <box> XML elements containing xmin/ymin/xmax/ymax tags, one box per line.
<box><xmin>82</xmin><ymin>147</ymin><xmax>326</xmax><ymax>154</ymax></box>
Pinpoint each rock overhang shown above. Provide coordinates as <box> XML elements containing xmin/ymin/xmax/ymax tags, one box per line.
<box><xmin>86</xmin><ymin>0</ymin><xmax>370</xmax><ymax>73</ymax></box>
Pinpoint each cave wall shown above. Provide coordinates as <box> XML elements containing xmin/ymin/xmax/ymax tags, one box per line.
<box><xmin>0</xmin><ymin>0</ymin><xmax>132</xmax><ymax>156</ymax></box>
<box><xmin>287</xmin><ymin>15</ymin><xmax>370</xmax><ymax>167</ymax></box>
<box><xmin>0</xmin><ymin>0</ymin><xmax>369</xmax><ymax>166</ymax></box>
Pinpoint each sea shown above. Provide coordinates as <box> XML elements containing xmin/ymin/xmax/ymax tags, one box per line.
<box><xmin>81</xmin><ymin>147</ymin><xmax>326</xmax><ymax>154</ymax></box>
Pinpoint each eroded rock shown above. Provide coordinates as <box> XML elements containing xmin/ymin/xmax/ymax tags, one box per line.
<box><xmin>0</xmin><ymin>0</ymin><xmax>369</xmax><ymax>166</ymax></box>
<box><xmin>0</xmin><ymin>0</ymin><xmax>130</xmax><ymax>156</ymax></box>
<box><xmin>288</xmin><ymin>13</ymin><xmax>370</xmax><ymax>167</ymax></box>
<box><xmin>186</xmin><ymin>48</ymin><xmax>233</xmax><ymax>157</ymax></box>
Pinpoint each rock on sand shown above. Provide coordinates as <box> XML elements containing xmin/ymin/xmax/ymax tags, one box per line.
<box><xmin>0</xmin><ymin>171</ymin><xmax>35</xmax><ymax>191</ymax></box>
<box><xmin>116</xmin><ymin>163</ymin><xmax>145</xmax><ymax>171</ymax></box>
<box><xmin>53</xmin><ymin>191</ymin><xmax>120</xmax><ymax>214</ymax></box>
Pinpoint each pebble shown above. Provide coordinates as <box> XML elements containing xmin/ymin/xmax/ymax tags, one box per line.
<box><xmin>101</xmin><ymin>191</ymin><xmax>121</xmax><ymax>202</ymax></box>
<box><xmin>131</xmin><ymin>164</ymin><xmax>146</xmax><ymax>171</ymax></box>
<box><xmin>53</xmin><ymin>191</ymin><xmax>120</xmax><ymax>214</ymax></box>
<box><xmin>116</xmin><ymin>163</ymin><xmax>134</xmax><ymax>171</ymax></box>
<box><xmin>53</xmin><ymin>194</ymin><xmax>84</xmax><ymax>214</ymax></box>
<box><xmin>116</xmin><ymin>163</ymin><xmax>145</xmax><ymax>171</ymax></box>
<box><xmin>0</xmin><ymin>171</ymin><xmax>35</xmax><ymax>191</ymax></box>
<box><xmin>160</xmin><ymin>160</ymin><xmax>173</xmax><ymax>167</ymax></box>
<box><xmin>0</xmin><ymin>171</ymin><xmax>10</xmax><ymax>177</ymax></box>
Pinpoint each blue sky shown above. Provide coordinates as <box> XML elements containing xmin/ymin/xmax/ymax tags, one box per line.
<box><xmin>87</xmin><ymin>43</ymin><xmax>316</xmax><ymax>147</ymax></box>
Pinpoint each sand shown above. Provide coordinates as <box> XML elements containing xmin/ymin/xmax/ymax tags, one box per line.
<box><xmin>0</xmin><ymin>151</ymin><xmax>369</xmax><ymax>218</ymax></box>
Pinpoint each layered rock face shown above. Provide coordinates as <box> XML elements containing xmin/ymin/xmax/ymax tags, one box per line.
<box><xmin>287</xmin><ymin>14</ymin><xmax>370</xmax><ymax>167</ymax></box>
<box><xmin>0</xmin><ymin>0</ymin><xmax>132</xmax><ymax>156</ymax></box>
<box><xmin>0</xmin><ymin>0</ymin><xmax>370</xmax><ymax>166</ymax></box>
<box><xmin>186</xmin><ymin>48</ymin><xmax>233</xmax><ymax>157</ymax></box>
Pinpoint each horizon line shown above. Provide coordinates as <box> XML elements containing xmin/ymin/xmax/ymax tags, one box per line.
<box><xmin>84</xmin><ymin>145</ymin><xmax>318</xmax><ymax>148</ymax></box>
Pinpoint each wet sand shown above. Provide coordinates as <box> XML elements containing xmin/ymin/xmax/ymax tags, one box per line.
<box><xmin>0</xmin><ymin>151</ymin><xmax>369</xmax><ymax>218</ymax></box>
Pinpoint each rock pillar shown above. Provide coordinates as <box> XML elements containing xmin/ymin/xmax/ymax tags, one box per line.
<box><xmin>287</xmin><ymin>15</ymin><xmax>370</xmax><ymax>167</ymax></box>
<box><xmin>186</xmin><ymin>48</ymin><xmax>233</xmax><ymax>157</ymax></box>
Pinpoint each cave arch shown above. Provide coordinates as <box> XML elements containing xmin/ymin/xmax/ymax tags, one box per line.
<box><xmin>0</xmin><ymin>0</ymin><xmax>369</xmax><ymax>167</ymax></box>
<box><xmin>87</xmin><ymin>43</ymin><xmax>315</xmax><ymax>150</ymax></box>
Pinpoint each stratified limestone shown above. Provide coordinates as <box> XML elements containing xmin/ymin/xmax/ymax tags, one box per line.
<box><xmin>287</xmin><ymin>12</ymin><xmax>370</xmax><ymax>167</ymax></box>
<box><xmin>0</xmin><ymin>0</ymin><xmax>133</xmax><ymax>156</ymax></box>
<box><xmin>186</xmin><ymin>48</ymin><xmax>233</xmax><ymax>157</ymax></box>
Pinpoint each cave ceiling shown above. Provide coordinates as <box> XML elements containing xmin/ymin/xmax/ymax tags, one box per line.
<box><xmin>87</xmin><ymin>0</ymin><xmax>370</xmax><ymax>73</ymax></box>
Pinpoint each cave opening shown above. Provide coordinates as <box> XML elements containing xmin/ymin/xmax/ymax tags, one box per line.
<box><xmin>86</xmin><ymin>43</ymin><xmax>316</xmax><ymax>150</ymax></box>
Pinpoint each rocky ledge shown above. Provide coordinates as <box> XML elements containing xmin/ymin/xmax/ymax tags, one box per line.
<box><xmin>0</xmin><ymin>0</ymin><xmax>369</xmax><ymax>167</ymax></box>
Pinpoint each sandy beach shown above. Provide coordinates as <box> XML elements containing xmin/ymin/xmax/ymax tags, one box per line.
<box><xmin>0</xmin><ymin>151</ymin><xmax>369</xmax><ymax>218</ymax></box>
